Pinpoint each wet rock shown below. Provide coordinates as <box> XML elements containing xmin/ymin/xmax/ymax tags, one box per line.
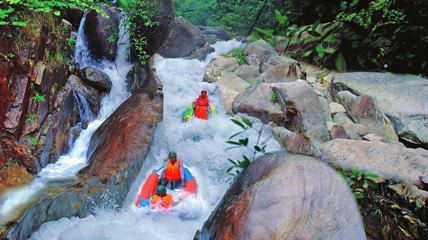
<box><xmin>198</xmin><ymin>152</ymin><xmax>366</xmax><ymax>240</ymax></box>
<box><xmin>132</xmin><ymin>0</ymin><xmax>173</xmax><ymax>57</ymax></box>
<box><xmin>79</xmin><ymin>67</ymin><xmax>112</xmax><ymax>92</ymax></box>
<box><xmin>81</xmin><ymin>91</ymin><xmax>163</xmax><ymax>180</ymax></box>
<box><xmin>203</xmin><ymin>57</ymin><xmax>240</xmax><ymax>83</ymax></box>
<box><xmin>243</xmin><ymin>40</ymin><xmax>278</xmax><ymax>72</ymax></box>
<box><xmin>319</xmin><ymin>97</ymin><xmax>332</xmax><ymax>123</ymax></box>
<box><xmin>260</xmin><ymin>56</ymin><xmax>303</xmax><ymax>82</ymax></box>
<box><xmin>0</xmin><ymin>162</ymin><xmax>32</xmax><ymax>195</ymax></box>
<box><xmin>84</xmin><ymin>3</ymin><xmax>120</xmax><ymax>61</ymax></box>
<box><xmin>198</xmin><ymin>26</ymin><xmax>231</xmax><ymax>42</ymax></box>
<box><xmin>333</xmin><ymin>112</ymin><xmax>353</xmax><ymax>125</ymax></box>
<box><xmin>273</xmin><ymin>80</ymin><xmax>330</xmax><ymax>147</ymax></box>
<box><xmin>126</xmin><ymin>63</ymin><xmax>151</xmax><ymax>94</ymax></box>
<box><xmin>232</xmin><ymin>83</ymin><xmax>284</xmax><ymax>125</ymax></box>
<box><xmin>321</xmin><ymin>139</ymin><xmax>428</xmax><ymax>185</ymax></box>
<box><xmin>190</xmin><ymin>44</ymin><xmax>214</xmax><ymax>60</ymax></box>
<box><xmin>233</xmin><ymin>65</ymin><xmax>260</xmax><ymax>85</ymax></box>
<box><xmin>329</xmin><ymin>102</ymin><xmax>346</xmax><ymax>115</ymax></box>
<box><xmin>272</xmin><ymin>127</ymin><xmax>320</xmax><ymax>156</ymax></box>
<box><xmin>64</xmin><ymin>7</ymin><xmax>84</xmax><ymax>30</ymax></box>
<box><xmin>66</xmin><ymin>75</ymin><xmax>100</xmax><ymax>114</ymax></box>
<box><xmin>336</xmin><ymin>91</ymin><xmax>398</xmax><ymax>143</ymax></box>
<box><xmin>217</xmin><ymin>72</ymin><xmax>251</xmax><ymax>93</ymax></box>
<box><xmin>330</xmin><ymin>72</ymin><xmax>428</xmax><ymax>147</ymax></box>
<box><xmin>0</xmin><ymin>136</ymin><xmax>38</xmax><ymax>174</ymax></box>
<box><xmin>39</xmin><ymin>90</ymin><xmax>80</xmax><ymax>169</ymax></box>
<box><xmin>158</xmin><ymin>17</ymin><xmax>206</xmax><ymax>58</ymax></box>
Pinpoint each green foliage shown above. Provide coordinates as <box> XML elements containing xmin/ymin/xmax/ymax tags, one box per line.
<box><xmin>66</xmin><ymin>37</ymin><xmax>76</xmax><ymax>48</ymax></box>
<box><xmin>118</xmin><ymin>0</ymin><xmax>160</xmax><ymax>64</ymax></box>
<box><xmin>223</xmin><ymin>48</ymin><xmax>246</xmax><ymax>65</ymax></box>
<box><xmin>31</xmin><ymin>93</ymin><xmax>45</xmax><ymax>103</ymax></box>
<box><xmin>226</xmin><ymin>116</ymin><xmax>268</xmax><ymax>179</ymax></box>
<box><xmin>173</xmin><ymin>0</ymin><xmax>216</xmax><ymax>26</ymax></box>
<box><xmin>270</xmin><ymin>90</ymin><xmax>278</xmax><ymax>103</ymax></box>
<box><xmin>0</xmin><ymin>0</ymin><xmax>102</xmax><ymax>26</ymax></box>
<box><xmin>338</xmin><ymin>167</ymin><xmax>379</xmax><ymax>200</ymax></box>
<box><xmin>26</xmin><ymin>136</ymin><xmax>38</xmax><ymax>146</ymax></box>
<box><xmin>6</xmin><ymin>159</ymin><xmax>22</xmax><ymax>167</ymax></box>
<box><xmin>25</xmin><ymin>113</ymin><xmax>38</xmax><ymax>124</ymax></box>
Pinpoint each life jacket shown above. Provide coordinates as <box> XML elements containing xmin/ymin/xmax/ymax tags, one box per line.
<box><xmin>151</xmin><ymin>193</ymin><xmax>173</xmax><ymax>208</ymax></box>
<box><xmin>165</xmin><ymin>159</ymin><xmax>182</xmax><ymax>181</ymax></box>
<box><xmin>194</xmin><ymin>96</ymin><xmax>209</xmax><ymax>120</ymax></box>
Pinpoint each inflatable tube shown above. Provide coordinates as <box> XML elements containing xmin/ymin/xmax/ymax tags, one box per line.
<box><xmin>183</xmin><ymin>179</ymin><xmax>197</xmax><ymax>194</ymax></box>
<box><xmin>135</xmin><ymin>173</ymin><xmax>159</xmax><ymax>207</ymax></box>
<box><xmin>182</xmin><ymin>107</ymin><xmax>193</xmax><ymax>122</ymax></box>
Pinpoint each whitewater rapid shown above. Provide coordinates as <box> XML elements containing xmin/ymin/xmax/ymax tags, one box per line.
<box><xmin>28</xmin><ymin>40</ymin><xmax>281</xmax><ymax>239</ymax></box>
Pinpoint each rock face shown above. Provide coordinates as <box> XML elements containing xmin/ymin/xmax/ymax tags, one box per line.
<box><xmin>330</xmin><ymin>72</ymin><xmax>428</xmax><ymax>146</ymax></box>
<box><xmin>198</xmin><ymin>152</ymin><xmax>366</xmax><ymax>240</ymax></box>
<box><xmin>232</xmin><ymin>83</ymin><xmax>284</xmax><ymax>125</ymax></box>
<box><xmin>272</xmin><ymin>127</ymin><xmax>320</xmax><ymax>156</ymax></box>
<box><xmin>79</xmin><ymin>67</ymin><xmax>112</xmax><ymax>92</ymax></box>
<box><xmin>66</xmin><ymin>75</ymin><xmax>100</xmax><ymax>114</ymax></box>
<box><xmin>38</xmin><ymin>90</ymin><xmax>80</xmax><ymax>169</ymax></box>
<box><xmin>321</xmin><ymin>139</ymin><xmax>428</xmax><ymax>185</ymax></box>
<box><xmin>260</xmin><ymin>57</ymin><xmax>303</xmax><ymax>82</ymax></box>
<box><xmin>273</xmin><ymin>80</ymin><xmax>330</xmax><ymax>147</ymax></box>
<box><xmin>243</xmin><ymin>40</ymin><xmax>277</xmax><ymax>72</ymax></box>
<box><xmin>84</xmin><ymin>4</ymin><xmax>120</xmax><ymax>61</ymax></box>
<box><xmin>0</xmin><ymin>136</ymin><xmax>38</xmax><ymax>174</ymax></box>
<box><xmin>217</xmin><ymin>72</ymin><xmax>251</xmax><ymax>93</ymax></box>
<box><xmin>233</xmin><ymin>65</ymin><xmax>260</xmax><ymax>85</ymax></box>
<box><xmin>158</xmin><ymin>17</ymin><xmax>206</xmax><ymax>58</ymax></box>
<box><xmin>336</xmin><ymin>91</ymin><xmax>398</xmax><ymax>143</ymax></box>
<box><xmin>4</xmin><ymin>75</ymin><xmax>164</xmax><ymax>240</ymax></box>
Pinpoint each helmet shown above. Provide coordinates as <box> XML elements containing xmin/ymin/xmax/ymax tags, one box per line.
<box><xmin>155</xmin><ymin>185</ymin><xmax>167</xmax><ymax>197</ymax></box>
<box><xmin>201</xmin><ymin>89</ymin><xmax>207</xmax><ymax>94</ymax></box>
<box><xmin>168</xmin><ymin>151</ymin><xmax>177</xmax><ymax>158</ymax></box>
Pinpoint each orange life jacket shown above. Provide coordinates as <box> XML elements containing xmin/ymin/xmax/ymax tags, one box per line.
<box><xmin>165</xmin><ymin>159</ymin><xmax>182</xmax><ymax>181</ymax></box>
<box><xmin>194</xmin><ymin>96</ymin><xmax>209</xmax><ymax>120</ymax></box>
<box><xmin>151</xmin><ymin>193</ymin><xmax>173</xmax><ymax>208</ymax></box>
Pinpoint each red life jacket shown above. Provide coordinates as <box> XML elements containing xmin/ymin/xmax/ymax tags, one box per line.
<box><xmin>165</xmin><ymin>159</ymin><xmax>182</xmax><ymax>181</ymax></box>
<box><xmin>194</xmin><ymin>96</ymin><xmax>209</xmax><ymax>120</ymax></box>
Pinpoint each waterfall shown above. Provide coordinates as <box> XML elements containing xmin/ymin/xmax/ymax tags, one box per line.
<box><xmin>0</xmin><ymin>13</ymin><xmax>132</xmax><ymax>222</ymax></box>
<box><xmin>28</xmin><ymin>40</ymin><xmax>281</xmax><ymax>240</ymax></box>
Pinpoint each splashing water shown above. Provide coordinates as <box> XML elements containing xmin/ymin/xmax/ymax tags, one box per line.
<box><xmin>0</xmin><ymin>14</ymin><xmax>132</xmax><ymax>222</ymax></box>
<box><xmin>28</xmin><ymin>40</ymin><xmax>281</xmax><ymax>240</ymax></box>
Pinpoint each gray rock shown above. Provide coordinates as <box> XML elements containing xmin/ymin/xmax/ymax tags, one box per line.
<box><xmin>329</xmin><ymin>102</ymin><xmax>346</xmax><ymax>115</ymax></box>
<box><xmin>198</xmin><ymin>26</ymin><xmax>231</xmax><ymax>41</ymax></box>
<box><xmin>319</xmin><ymin>97</ymin><xmax>333</xmax><ymax>123</ymax></box>
<box><xmin>322</xmin><ymin>139</ymin><xmax>428</xmax><ymax>185</ymax></box>
<box><xmin>273</xmin><ymin>80</ymin><xmax>330</xmax><ymax>147</ymax></box>
<box><xmin>217</xmin><ymin>72</ymin><xmax>251</xmax><ymax>93</ymax></box>
<box><xmin>363</xmin><ymin>134</ymin><xmax>383</xmax><ymax>142</ymax></box>
<box><xmin>328</xmin><ymin>124</ymin><xmax>349</xmax><ymax>140</ymax></box>
<box><xmin>243</xmin><ymin>40</ymin><xmax>278</xmax><ymax>72</ymax></box>
<box><xmin>233</xmin><ymin>65</ymin><xmax>260</xmax><ymax>85</ymax></box>
<box><xmin>198</xmin><ymin>152</ymin><xmax>366</xmax><ymax>240</ymax></box>
<box><xmin>337</xmin><ymin>91</ymin><xmax>398</xmax><ymax>143</ymax></box>
<box><xmin>272</xmin><ymin>127</ymin><xmax>320</xmax><ymax>156</ymax></box>
<box><xmin>342</xmin><ymin>122</ymin><xmax>369</xmax><ymax>140</ymax></box>
<box><xmin>218</xmin><ymin>85</ymin><xmax>239</xmax><ymax>114</ymax></box>
<box><xmin>203</xmin><ymin>57</ymin><xmax>240</xmax><ymax>83</ymax></box>
<box><xmin>66</xmin><ymin>75</ymin><xmax>100</xmax><ymax>113</ymax></box>
<box><xmin>260</xmin><ymin>56</ymin><xmax>304</xmax><ymax>83</ymax></box>
<box><xmin>158</xmin><ymin>17</ymin><xmax>206</xmax><ymax>58</ymax></box>
<box><xmin>79</xmin><ymin>67</ymin><xmax>112</xmax><ymax>92</ymax></box>
<box><xmin>333</xmin><ymin>112</ymin><xmax>353</xmax><ymax>125</ymax></box>
<box><xmin>232</xmin><ymin>83</ymin><xmax>284</xmax><ymax>125</ymax></box>
<box><xmin>330</xmin><ymin>72</ymin><xmax>428</xmax><ymax>146</ymax></box>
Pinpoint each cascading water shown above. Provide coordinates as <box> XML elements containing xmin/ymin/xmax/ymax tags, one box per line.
<box><xmin>74</xmin><ymin>91</ymin><xmax>95</xmax><ymax>123</ymax></box>
<box><xmin>0</xmin><ymin>13</ymin><xmax>132</xmax><ymax>223</ymax></box>
<box><xmin>28</xmin><ymin>41</ymin><xmax>281</xmax><ymax>240</ymax></box>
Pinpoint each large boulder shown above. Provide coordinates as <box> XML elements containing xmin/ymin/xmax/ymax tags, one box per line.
<box><xmin>336</xmin><ymin>91</ymin><xmax>399</xmax><ymax>143</ymax></box>
<box><xmin>273</xmin><ymin>80</ymin><xmax>330</xmax><ymax>147</ymax></box>
<box><xmin>330</xmin><ymin>72</ymin><xmax>428</xmax><ymax>146</ymax></box>
<box><xmin>66</xmin><ymin>75</ymin><xmax>100</xmax><ymax>114</ymax></box>
<box><xmin>79</xmin><ymin>67</ymin><xmax>112</xmax><ymax>92</ymax></box>
<box><xmin>232</xmin><ymin>83</ymin><xmax>284</xmax><ymax>125</ymax></box>
<box><xmin>321</xmin><ymin>139</ymin><xmax>428</xmax><ymax>185</ymax></box>
<box><xmin>233</xmin><ymin>64</ymin><xmax>260</xmax><ymax>86</ymax></box>
<box><xmin>218</xmin><ymin>85</ymin><xmax>238</xmax><ymax>114</ymax></box>
<box><xmin>158</xmin><ymin>17</ymin><xmax>206</xmax><ymax>58</ymax></box>
<box><xmin>84</xmin><ymin>4</ymin><xmax>120</xmax><ymax>61</ymax></box>
<box><xmin>198</xmin><ymin>152</ymin><xmax>366</xmax><ymax>240</ymax></box>
<box><xmin>198</xmin><ymin>26</ymin><xmax>231</xmax><ymax>43</ymax></box>
<box><xmin>243</xmin><ymin>40</ymin><xmax>278</xmax><ymax>72</ymax></box>
<box><xmin>217</xmin><ymin>72</ymin><xmax>251</xmax><ymax>93</ymax></box>
<box><xmin>260</xmin><ymin>56</ymin><xmax>303</xmax><ymax>82</ymax></box>
<box><xmin>38</xmin><ymin>90</ymin><xmax>80</xmax><ymax>169</ymax></box>
<box><xmin>203</xmin><ymin>57</ymin><xmax>240</xmax><ymax>83</ymax></box>
<box><xmin>272</xmin><ymin>127</ymin><xmax>320</xmax><ymax>156</ymax></box>
<box><xmin>81</xmin><ymin>91</ymin><xmax>163</xmax><ymax>180</ymax></box>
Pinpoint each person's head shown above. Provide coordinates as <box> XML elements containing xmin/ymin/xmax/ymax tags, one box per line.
<box><xmin>200</xmin><ymin>90</ymin><xmax>207</xmax><ymax>98</ymax></box>
<box><xmin>168</xmin><ymin>151</ymin><xmax>177</xmax><ymax>162</ymax></box>
<box><xmin>155</xmin><ymin>185</ymin><xmax>167</xmax><ymax>197</ymax></box>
